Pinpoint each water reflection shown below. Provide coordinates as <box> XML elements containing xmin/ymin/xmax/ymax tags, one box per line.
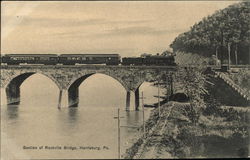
<box><xmin>6</xmin><ymin>105</ymin><xmax>19</xmax><ymax>120</ymax></box>
<box><xmin>68</xmin><ymin>108</ymin><xmax>79</xmax><ymax>123</ymax></box>
<box><xmin>125</xmin><ymin>111</ymin><xmax>140</xmax><ymax>127</ymax></box>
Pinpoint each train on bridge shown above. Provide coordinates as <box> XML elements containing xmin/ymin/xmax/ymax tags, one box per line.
<box><xmin>0</xmin><ymin>53</ymin><xmax>176</xmax><ymax>66</ymax></box>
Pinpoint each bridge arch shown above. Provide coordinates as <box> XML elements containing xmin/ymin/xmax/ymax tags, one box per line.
<box><xmin>67</xmin><ymin>72</ymin><xmax>129</xmax><ymax>91</ymax></box>
<box><xmin>4</xmin><ymin>72</ymin><xmax>61</xmax><ymax>105</ymax></box>
<box><xmin>3</xmin><ymin>71</ymin><xmax>61</xmax><ymax>90</ymax></box>
<box><xmin>133</xmin><ymin>80</ymin><xmax>157</xmax><ymax>110</ymax></box>
<box><xmin>66</xmin><ymin>72</ymin><xmax>128</xmax><ymax>107</ymax></box>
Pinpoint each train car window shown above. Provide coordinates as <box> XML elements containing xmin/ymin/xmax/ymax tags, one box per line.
<box><xmin>10</xmin><ymin>57</ymin><xmax>17</xmax><ymax>60</ymax></box>
<box><xmin>23</xmin><ymin>57</ymin><xmax>34</xmax><ymax>60</ymax></box>
<box><xmin>40</xmin><ymin>57</ymin><xmax>49</xmax><ymax>60</ymax></box>
<box><xmin>72</xmin><ymin>57</ymin><xmax>80</xmax><ymax>60</ymax></box>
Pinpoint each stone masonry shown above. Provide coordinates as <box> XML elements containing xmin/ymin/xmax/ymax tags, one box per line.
<box><xmin>0</xmin><ymin>65</ymin><xmax>176</xmax><ymax>110</ymax></box>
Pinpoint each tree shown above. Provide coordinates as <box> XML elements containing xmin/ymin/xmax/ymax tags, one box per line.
<box><xmin>170</xmin><ymin>1</ymin><xmax>250</xmax><ymax>65</ymax></box>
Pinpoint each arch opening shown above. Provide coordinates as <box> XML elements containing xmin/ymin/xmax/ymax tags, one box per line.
<box><xmin>135</xmin><ymin>81</ymin><xmax>166</xmax><ymax>109</ymax></box>
<box><xmin>68</xmin><ymin>73</ymin><xmax>127</xmax><ymax>108</ymax></box>
<box><xmin>5</xmin><ymin>72</ymin><xmax>59</xmax><ymax>106</ymax></box>
<box><xmin>67</xmin><ymin>74</ymin><xmax>94</xmax><ymax>107</ymax></box>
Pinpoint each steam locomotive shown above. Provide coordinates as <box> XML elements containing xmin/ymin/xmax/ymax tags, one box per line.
<box><xmin>1</xmin><ymin>53</ymin><xmax>176</xmax><ymax>66</ymax></box>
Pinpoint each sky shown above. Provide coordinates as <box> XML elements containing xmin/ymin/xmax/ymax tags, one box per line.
<box><xmin>1</xmin><ymin>1</ymin><xmax>239</xmax><ymax>57</ymax></box>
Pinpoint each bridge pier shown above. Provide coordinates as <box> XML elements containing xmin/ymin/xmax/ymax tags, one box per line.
<box><xmin>135</xmin><ymin>88</ymin><xmax>140</xmax><ymax>111</ymax></box>
<box><xmin>58</xmin><ymin>90</ymin><xmax>63</xmax><ymax>108</ymax></box>
<box><xmin>58</xmin><ymin>90</ymin><xmax>68</xmax><ymax>108</ymax></box>
<box><xmin>1</xmin><ymin>88</ymin><xmax>7</xmax><ymax>105</ymax></box>
<box><xmin>126</xmin><ymin>91</ymin><xmax>131</xmax><ymax>111</ymax></box>
<box><xmin>66</xmin><ymin>73</ymin><xmax>93</xmax><ymax>108</ymax></box>
<box><xmin>4</xmin><ymin>73</ymin><xmax>35</xmax><ymax>105</ymax></box>
<box><xmin>68</xmin><ymin>87</ymin><xmax>79</xmax><ymax>107</ymax></box>
<box><xmin>6</xmin><ymin>84</ymin><xmax>20</xmax><ymax>105</ymax></box>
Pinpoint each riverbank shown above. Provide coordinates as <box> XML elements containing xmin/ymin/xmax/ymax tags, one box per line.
<box><xmin>123</xmin><ymin>101</ymin><xmax>249</xmax><ymax>159</ymax></box>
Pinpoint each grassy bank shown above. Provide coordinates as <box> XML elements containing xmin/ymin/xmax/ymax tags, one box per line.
<box><xmin>123</xmin><ymin>102</ymin><xmax>249</xmax><ymax>159</ymax></box>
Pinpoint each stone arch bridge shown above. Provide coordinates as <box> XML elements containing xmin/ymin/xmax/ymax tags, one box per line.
<box><xmin>0</xmin><ymin>65</ymin><xmax>177</xmax><ymax>110</ymax></box>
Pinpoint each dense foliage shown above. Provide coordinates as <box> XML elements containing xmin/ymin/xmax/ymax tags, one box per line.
<box><xmin>172</xmin><ymin>66</ymin><xmax>208</xmax><ymax>124</ymax></box>
<box><xmin>170</xmin><ymin>1</ymin><xmax>250</xmax><ymax>65</ymax></box>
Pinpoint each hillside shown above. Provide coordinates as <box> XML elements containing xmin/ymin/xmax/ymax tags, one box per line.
<box><xmin>170</xmin><ymin>1</ymin><xmax>250</xmax><ymax>65</ymax></box>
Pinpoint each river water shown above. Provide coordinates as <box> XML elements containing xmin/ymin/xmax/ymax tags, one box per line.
<box><xmin>1</xmin><ymin>73</ymin><xmax>164</xmax><ymax>159</ymax></box>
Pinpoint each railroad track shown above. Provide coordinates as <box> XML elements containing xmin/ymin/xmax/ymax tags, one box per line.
<box><xmin>134</xmin><ymin>102</ymin><xmax>175</xmax><ymax>159</ymax></box>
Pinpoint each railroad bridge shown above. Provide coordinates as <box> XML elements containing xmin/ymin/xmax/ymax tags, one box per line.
<box><xmin>0</xmin><ymin>65</ymin><xmax>177</xmax><ymax>110</ymax></box>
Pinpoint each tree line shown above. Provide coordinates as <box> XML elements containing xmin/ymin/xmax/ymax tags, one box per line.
<box><xmin>170</xmin><ymin>1</ymin><xmax>250</xmax><ymax>65</ymax></box>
